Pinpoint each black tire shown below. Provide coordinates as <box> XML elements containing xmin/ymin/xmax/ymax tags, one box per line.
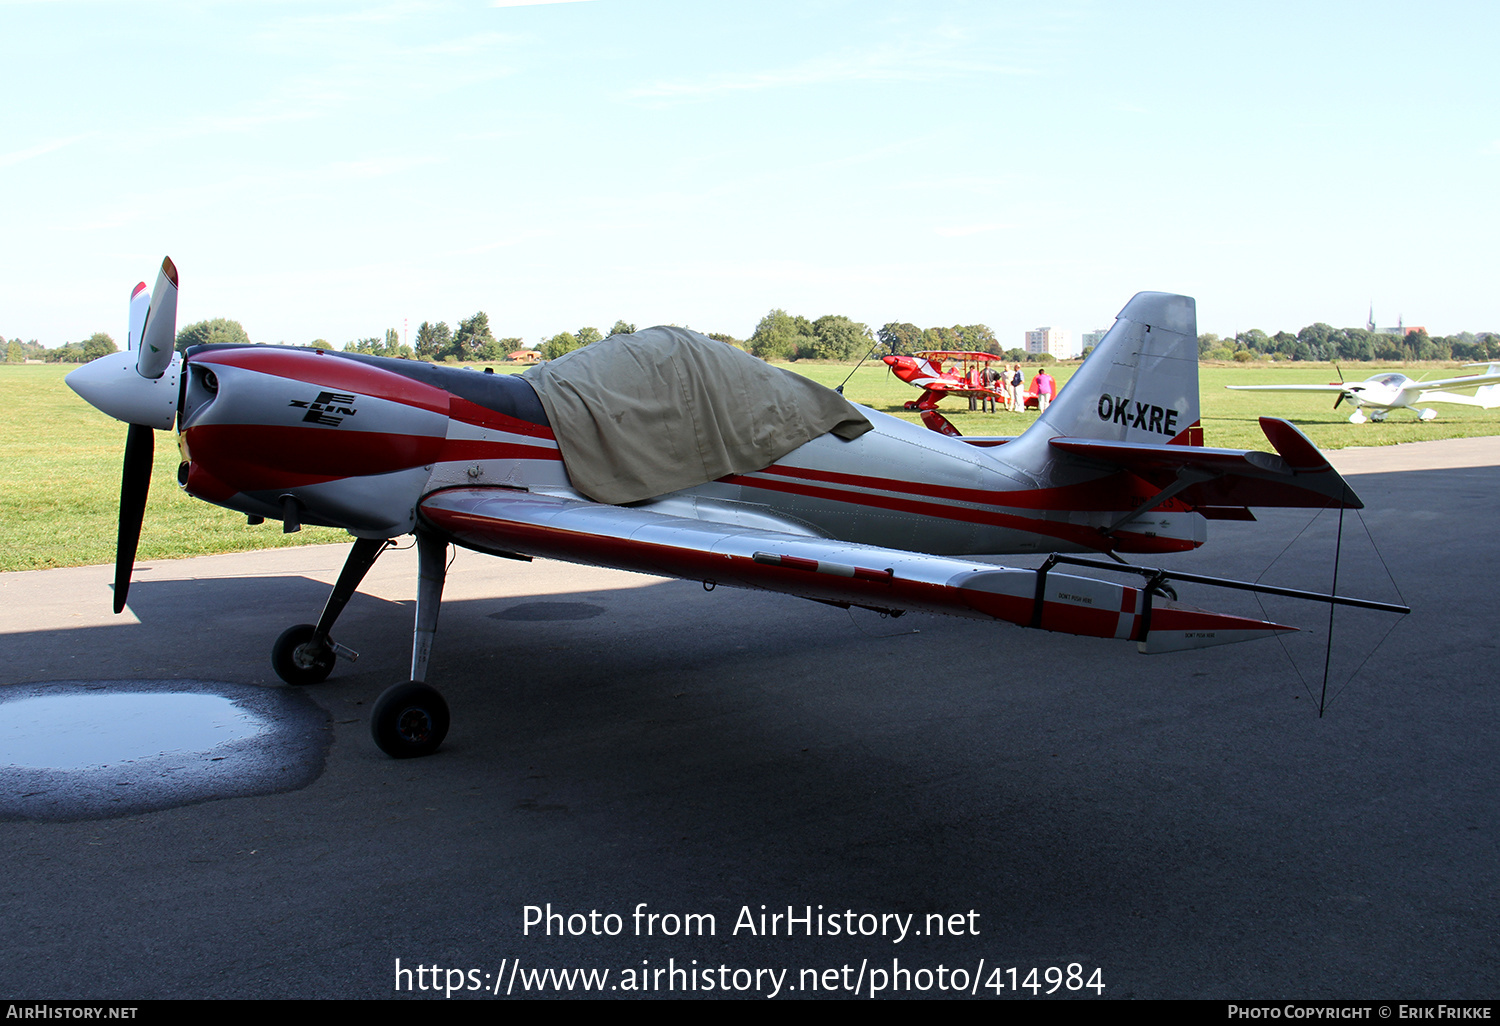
<box><xmin>271</xmin><ymin>623</ymin><xmax>336</xmax><ymax>685</ymax></box>
<box><xmin>371</xmin><ymin>681</ymin><xmax>450</xmax><ymax>759</ymax></box>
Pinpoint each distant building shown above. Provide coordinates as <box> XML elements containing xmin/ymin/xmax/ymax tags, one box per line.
<box><xmin>1367</xmin><ymin>307</ymin><xmax>1423</xmax><ymax>337</ymax></box>
<box><xmin>1025</xmin><ymin>326</ymin><xmax>1071</xmax><ymax>358</ymax></box>
<box><xmin>508</xmin><ymin>350</ymin><xmax>542</xmax><ymax>363</ymax></box>
<box><xmin>1081</xmin><ymin>329</ymin><xmax>1109</xmax><ymax>351</ymax></box>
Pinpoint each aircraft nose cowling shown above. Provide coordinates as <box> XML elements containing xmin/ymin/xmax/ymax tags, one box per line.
<box><xmin>66</xmin><ymin>350</ymin><xmax>181</xmax><ymax>430</ymax></box>
<box><xmin>176</xmin><ymin>347</ymin><xmax>453</xmax><ymax>536</ymax></box>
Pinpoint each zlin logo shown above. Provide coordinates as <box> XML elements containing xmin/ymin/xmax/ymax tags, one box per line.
<box><xmin>289</xmin><ymin>391</ymin><xmax>358</xmax><ymax>427</ymax></box>
<box><xmin>1096</xmin><ymin>394</ymin><xmax>1179</xmax><ymax>437</ymax></box>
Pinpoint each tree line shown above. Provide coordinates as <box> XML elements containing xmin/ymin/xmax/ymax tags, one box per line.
<box><xmin>743</xmin><ymin>310</ymin><xmax>1059</xmax><ymax>363</ymax></box>
<box><xmin>1200</xmin><ymin>325</ymin><xmax>1500</xmax><ymax>363</ymax></box>
<box><xmin>875</xmin><ymin>321</ymin><xmax>1051</xmax><ymax>363</ymax></box>
<box><xmin>12</xmin><ymin>313</ymin><xmax>1499</xmax><ymax>367</ymax></box>
<box><xmin>3</xmin><ymin>333</ymin><xmax>115</xmax><ymax>364</ymax></box>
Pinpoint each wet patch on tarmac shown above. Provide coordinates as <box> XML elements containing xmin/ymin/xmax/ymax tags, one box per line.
<box><xmin>489</xmin><ymin>601</ymin><xmax>604</xmax><ymax>621</ymax></box>
<box><xmin>0</xmin><ymin>680</ymin><xmax>329</xmax><ymax>821</ymax></box>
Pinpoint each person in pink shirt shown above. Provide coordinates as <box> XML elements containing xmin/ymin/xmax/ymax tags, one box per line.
<box><xmin>1030</xmin><ymin>369</ymin><xmax>1056</xmax><ymax>412</ymax></box>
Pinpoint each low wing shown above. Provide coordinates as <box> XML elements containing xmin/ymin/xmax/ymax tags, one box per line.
<box><xmin>1410</xmin><ymin>368</ymin><xmax>1500</xmax><ymax>391</ymax></box>
<box><xmin>1048</xmin><ymin>417</ymin><xmax>1363</xmax><ymax>510</ymax></box>
<box><xmin>1225</xmin><ymin>383</ymin><xmax>1353</xmax><ymax>393</ymax></box>
<box><xmin>928</xmin><ymin>382</ymin><xmax>1007</xmax><ymax>396</ymax></box>
<box><xmin>418</xmin><ymin>488</ymin><xmax>1293</xmax><ymax>653</ymax></box>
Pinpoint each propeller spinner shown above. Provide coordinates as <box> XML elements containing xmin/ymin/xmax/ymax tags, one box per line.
<box><xmin>66</xmin><ymin>257</ymin><xmax>183</xmax><ymax>613</ymax></box>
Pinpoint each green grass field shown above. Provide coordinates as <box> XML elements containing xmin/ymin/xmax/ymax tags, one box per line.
<box><xmin>6</xmin><ymin>358</ymin><xmax>1497</xmax><ymax>572</ymax></box>
<box><xmin>0</xmin><ymin>365</ymin><xmax>349</xmax><ymax>572</ymax></box>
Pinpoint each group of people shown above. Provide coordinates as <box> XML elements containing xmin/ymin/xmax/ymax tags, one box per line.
<box><xmin>974</xmin><ymin>364</ymin><xmax>1056</xmax><ymax>413</ymax></box>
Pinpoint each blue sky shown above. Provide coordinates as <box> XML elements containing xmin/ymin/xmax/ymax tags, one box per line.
<box><xmin>3</xmin><ymin>0</ymin><xmax>1496</xmax><ymax>351</ymax></box>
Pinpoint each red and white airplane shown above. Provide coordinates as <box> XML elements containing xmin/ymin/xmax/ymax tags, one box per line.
<box><xmin>881</xmin><ymin>350</ymin><xmax>1014</xmax><ymax>411</ymax></box>
<box><xmin>67</xmin><ymin>259</ymin><xmax>1404</xmax><ymax>758</ymax></box>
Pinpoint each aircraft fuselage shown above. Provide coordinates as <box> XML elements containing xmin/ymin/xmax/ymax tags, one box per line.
<box><xmin>175</xmin><ymin>345</ymin><xmax>1206</xmax><ymax>558</ymax></box>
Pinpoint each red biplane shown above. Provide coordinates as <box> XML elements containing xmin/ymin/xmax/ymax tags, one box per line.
<box><xmin>881</xmin><ymin>350</ymin><xmax>1015</xmax><ymax>412</ymax></box>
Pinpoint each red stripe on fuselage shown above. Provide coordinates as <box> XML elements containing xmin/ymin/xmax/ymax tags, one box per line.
<box><xmin>184</xmin><ymin>424</ymin><xmax>445</xmax><ymax>490</ymax></box>
<box><xmin>438</xmin><ymin>439</ymin><xmax>562</xmax><ymax>464</ymax></box>
<box><xmin>722</xmin><ymin>468</ymin><xmax>1195</xmax><ymax>553</ymax></box>
<box><xmin>184</xmin><ymin>423</ymin><xmax>560</xmax><ymax>492</ymax></box>
<box><xmin>192</xmin><ymin>348</ymin><xmax>452</xmax><ymax>415</ymax></box>
<box><xmin>747</xmin><ymin>462</ymin><xmax>1181</xmax><ymax>513</ymax></box>
<box><xmin>448</xmin><ymin>397</ymin><xmax>556</xmax><ymax>440</ymax></box>
<box><xmin>722</xmin><ymin>469</ymin><xmax>1109</xmax><ymax>548</ymax></box>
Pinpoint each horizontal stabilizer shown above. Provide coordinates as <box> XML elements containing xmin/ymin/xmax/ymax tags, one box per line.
<box><xmin>1047</xmin><ymin>417</ymin><xmax>1361</xmax><ymax>510</ymax></box>
<box><xmin>919</xmin><ymin>409</ymin><xmax>963</xmax><ymax>436</ymax></box>
<box><xmin>1418</xmin><ymin>388</ymin><xmax>1500</xmax><ymax>409</ymax></box>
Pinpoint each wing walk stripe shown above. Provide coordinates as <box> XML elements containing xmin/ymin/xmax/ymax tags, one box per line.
<box><xmin>752</xmin><ymin>552</ymin><xmax>894</xmax><ymax>582</ymax></box>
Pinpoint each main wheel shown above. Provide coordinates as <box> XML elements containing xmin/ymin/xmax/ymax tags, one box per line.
<box><xmin>272</xmin><ymin>623</ymin><xmax>336</xmax><ymax>685</ymax></box>
<box><xmin>371</xmin><ymin>681</ymin><xmax>450</xmax><ymax>758</ymax></box>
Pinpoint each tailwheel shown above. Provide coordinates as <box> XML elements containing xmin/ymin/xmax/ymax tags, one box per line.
<box><xmin>372</xmin><ymin>681</ymin><xmax>450</xmax><ymax>758</ymax></box>
<box><xmin>272</xmin><ymin>623</ymin><xmax>336</xmax><ymax>685</ymax></box>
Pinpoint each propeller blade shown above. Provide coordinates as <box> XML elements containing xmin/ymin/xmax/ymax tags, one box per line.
<box><xmin>136</xmin><ymin>257</ymin><xmax>178</xmax><ymax>380</ymax></box>
<box><xmin>114</xmin><ymin>424</ymin><xmax>154</xmax><ymax>613</ymax></box>
<box><xmin>67</xmin><ymin>258</ymin><xmax>184</xmax><ymax>614</ymax></box>
<box><xmin>1334</xmin><ymin>393</ymin><xmax>1344</xmax><ymax>409</ymax></box>
<box><xmin>127</xmin><ymin>282</ymin><xmax>149</xmax><ymax>353</ymax></box>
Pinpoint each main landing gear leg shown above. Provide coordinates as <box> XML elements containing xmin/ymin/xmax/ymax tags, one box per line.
<box><xmin>370</xmin><ymin>531</ymin><xmax>451</xmax><ymax>758</ymax></box>
<box><xmin>271</xmin><ymin>536</ymin><xmax>388</xmax><ymax>686</ymax></box>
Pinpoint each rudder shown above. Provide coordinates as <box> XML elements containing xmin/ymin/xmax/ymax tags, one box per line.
<box><xmin>1033</xmin><ymin>292</ymin><xmax>1201</xmax><ymax>445</ymax></box>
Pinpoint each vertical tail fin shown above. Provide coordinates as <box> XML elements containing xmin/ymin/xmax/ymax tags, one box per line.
<box><xmin>1032</xmin><ymin>292</ymin><xmax>1201</xmax><ymax>445</ymax></box>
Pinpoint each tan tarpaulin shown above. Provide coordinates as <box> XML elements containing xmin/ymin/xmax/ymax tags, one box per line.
<box><xmin>522</xmin><ymin>327</ymin><xmax>872</xmax><ymax>504</ymax></box>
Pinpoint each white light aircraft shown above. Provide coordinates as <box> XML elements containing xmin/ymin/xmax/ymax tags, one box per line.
<box><xmin>1227</xmin><ymin>366</ymin><xmax>1500</xmax><ymax>423</ymax></box>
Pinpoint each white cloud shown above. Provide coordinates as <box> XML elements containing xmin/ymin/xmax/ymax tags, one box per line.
<box><xmin>0</xmin><ymin>135</ymin><xmax>86</xmax><ymax>169</ymax></box>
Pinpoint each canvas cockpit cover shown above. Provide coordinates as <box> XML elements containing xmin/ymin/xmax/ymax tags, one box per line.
<box><xmin>521</xmin><ymin>327</ymin><xmax>872</xmax><ymax>504</ymax></box>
